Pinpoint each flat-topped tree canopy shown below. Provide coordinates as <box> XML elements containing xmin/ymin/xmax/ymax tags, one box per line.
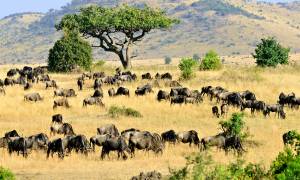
<box><xmin>56</xmin><ymin>5</ymin><xmax>179</xmax><ymax>69</ymax></box>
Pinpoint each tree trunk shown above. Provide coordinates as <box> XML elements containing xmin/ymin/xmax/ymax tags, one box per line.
<box><xmin>118</xmin><ymin>46</ymin><xmax>131</xmax><ymax>69</ymax></box>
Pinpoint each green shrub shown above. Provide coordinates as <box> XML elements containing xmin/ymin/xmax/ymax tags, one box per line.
<box><xmin>165</xmin><ymin>56</ymin><xmax>172</xmax><ymax>65</ymax></box>
<box><xmin>200</xmin><ymin>50</ymin><xmax>222</xmax><ymax>70</ymax></box>
<box><xmin>178</xmin><ymin>57</ymin><xmax>197</xmax><ymax>80</ymax></box>
<box><xmin>193</xmin><ymin>53</ymin><xmax>201</xmax><ymax>62</ymax></box>
<box><xmin>0</xmin><ymin>167</ymin><xmax>15</xmax><ymax>180</ymax></box>
<box><xmin>219</xmin><ymin>113</ymin><xmax>249</xmax><ymax>139</ymax></box>
<box><xmin>108</xmin><ymin>105</ymin><xmax>142</xmax><ymax>118</ymax></box>
<box><xmin>48</xmin><ymin>30</ymin><xmax>93</xmax><ymax>72</ymax></box>
<box><xmin>253</xmin><ymin>37</ymin><xmax>290</xmax><ymax>67</ymax></box>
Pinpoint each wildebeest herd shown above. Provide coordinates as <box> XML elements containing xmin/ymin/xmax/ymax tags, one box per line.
<box><xmin>0</xmin><ymin>66</ymin><xmax>298</xmax><ymax>161</ymax></box>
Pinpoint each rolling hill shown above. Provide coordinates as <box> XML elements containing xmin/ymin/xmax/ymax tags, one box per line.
<box><xmin>1</xmin><ymin>0</ymin><xmax>300</xmax><ymax>64</ymax></box>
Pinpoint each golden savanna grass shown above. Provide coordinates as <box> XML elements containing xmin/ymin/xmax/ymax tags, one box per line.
<box><xmin>0</xmin><ymin>58</ymin><xmax>300</xmax><ymax>179</ymax></box>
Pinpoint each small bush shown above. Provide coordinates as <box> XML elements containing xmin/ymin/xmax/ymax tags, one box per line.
<box><xmin>178</xmin><ymin>57</ymin><xmax>197</xmax><ymax>80</ymax></box>
<box><xmin>0</xmin><ymin>167</ymin><xmax>15</xmax><ymax>180</ymax></box>
<box><xmin>164</xmin><ymin>56</ymin><xmax>172</xmax><ymax>65</ymax></box>
<box><xmin>219</xmin><ymin>113</ymin><xmax>249</xmax><ymax>140</ymax></box>
<box><xmin>108</xmin><ymin>105</ymin><xmax>142</xmax><ymax>118</ymax></box>
<box><xmin>200</xmin><ymin>50</ymin><xmax>222</xmax><ymax>70</ymax></box>
<box><xmin>193</xmin><ymin>53</ymin><xmax>201</xmax><ymax>62</ymax></box>
<box><xmin>253</xmin><ymin>37</ymin><xmax>290</xmax><ymax>67</ymax></box>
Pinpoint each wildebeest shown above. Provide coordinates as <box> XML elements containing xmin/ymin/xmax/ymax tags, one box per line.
<box><xmin>53</xmin><ymin>98</ymin><xmax>70</xmax><ymax>109</ymax></box>
<box><xmin>7</xmin><ymin>137</ymin><xmax>28</xmax><ymax>157</ymax></box>
<box><xmin>200</xmin><ymin>86</ymin><xmax>212</xmax><ymax>96</ymax></box>
<box><xmin>4</xmin><ymin>78</ymin><xmax>14</xmax><ymax>86</ymax></box>
<box><xmin>263</xmin><ymin>104</ymin><xmax>286</xmax><ymax>119</ymax></box>
<box><xmin>161</xmin><ymin>73</ymin><xmax>172</xmax><ymax>80</ymax></box>
<box><xmin>221</xmin><ymin>103</ymin><xmax>229</xmax><ymax>117</ymax></box>
<box><xmin>97</xmin><ymin>124</ymin><xmax>119</xmax><ymax>137</ymax></box>
<box><xmin>83</xmin><ymin>97</ymin><xmax>104</xmax><ymax>107</ymax></box>
<box><xmin>50</xmin><ymin>122</ymin><xmax>75</xmax><ymax>136</ymax></box>
<box><xmin>54</xmin><ymin>89</ymin><xmax>76</xmax><ymax>97</ymax></box>
<box><xmin>24</xmin><ymin>93</ymin><xmax>43</xmax><ymax>102</ymax></box>
<box><xmin>116</xmin><ymin>87</ymin><xmax>130</xmax><ymax>96</ymax></box>
<box><xmin>24</xmin><ymin>82</ymin><xmax>32</xmax><ymax>91</ymax></box>
<box><xmin>165</xmin><ymin>80</ymin><xmax>182</xmax><ymax>88</ymax></box>
<box><xmin>170</xmin><ymin>95</ymin><xmax>185</xmax><ymax>105</ymax></box>
<box><xmin>278</xmin><ymin>92</ymin><xmax>295</xmax><ymax>107</ymax></box>
<box><xmin>176</xmin><ymin>130</ymin><xmax>200</xmax><ymax>146</ymax></box>
<box><xmin>93</xmin><ymin>78</ymin><xmax>102</xmax><ymax>90</ymax></box>
<box><xmin>200</xmin><ymin>134</ymin><xmax>226</xmax><ymax>151</ymax></box>
<box><xmin>5</xmin><ymin>130</ymin><xmax>19</xmax><ymax>139</ymax></box>
<box><xmin>141</xmin><ymin>73</ymin><xmax>152</xmax><ymax>80</ymax></box>
<box><xmin>77</xmin><ymin>78</ymin><xmax>84</xmax><ymax>90</ymax></box>
<box><xmin>170</xmin><ymin>87</ymin><xmax>191</xmax><ymax>97</ymax></box>
<box><xmin>239</xmin><ymin>90</ymin><xmax>256</xmax><ymax>101</ymax></box>
<box><xmin>25</xmin><ymin>133</ymin><xmax>49</xmax><ymax>151</ymax></box>
<box><xmin>0</xmin><ymin>79</ymin><xmax>4</xmax><ymax>87</ymax></box>
<box><xmin>46</xmin><ymin>80</ymin><xmax>57</xmax><ymax>89</ymax></box>
<box><xmin>121</xmin><ymin>128</ymin><xmax>141</xmax><ymax>142</ymax></box>
<box><xmin>161</xmin><ymin>130</ymin><xmax>177</xmax><ymax>144</ymax></box>
<box><xmin>93</xmin><ymin>72</ymin><xmax>105</xmax><ymax>79</ymax></box>
<box><xmin>65</xmin><ymin>134</ymin><xmax>91</xmax><ymax>155</ymax></box>
<box><xmin>157</xmin><ymin>90</ymin><xmax>170</xmax><ymax>101</ymax></box>
<box><xmin>7</xmin><ymin>68</ymin><xmax>19</xmax><ymax>77</ymax></box>
<box><xmin>101</xmin><ymin>136</ymin><xmax>130</xmax><ymax>160</ymax></box>
<box><xmin>39</xmin><ymin>74</ymin><xmax>50</xmax><ymax>82</ymax></box>
<box><xmin>226</xmin><ymin>92</ymin><xmax>243</xmax><ymax>107</ymax></box>
<box><xmin>224</xmin><ymin>136</ymin><xmax>245</xmax><ymax>155</ymax></box>
<box><xmin>92</xmin><ymin>89</ymin><xmax>103</xmax><ymax>98</ymax></box>
<box><xmin>90</xmin><ymin>134</ymin><xmax>111</xmax><ymax>151</ymax></box>
<box><xmin>135</xmin><ymin>84</ymin><xmax>153</xmax><ymax>96</ymax></box>
<box><xmin>52</xmin><ymin>114</ymin><xmax>63</xmax><ymax>124</ymax></box>
<box><xmin>0</xmin><ymin>87</ymin><xmax>5</xmax><ymax>95</ymax></box>
<box><xmin>129</xmin><ymin>131</ymin><xmax>164</xmax><ymax>155</ymax></box>
<box><xmin>212</xmin><ymin>106</ymin><xmax>220</xmax><ymax>118</ymax></box>
<box><xmin>250</xmin><ymin>100</ymin><xmax>266</xmax><ymax>114</ymax></box>
<box><xmin>47</xmin><ymin>138</ymin><xmax>64</xmax><ymax>159</ymax></box>
<box><xmin>108</xmin><ymin>88</ymin><xmax>116</xmax><ymax>97</ymax></box>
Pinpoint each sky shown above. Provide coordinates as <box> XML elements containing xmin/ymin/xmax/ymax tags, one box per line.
<box><xmin>0</xmin><ymin>0</ymin><xmax>71</xmax><ymax>19</ymax></box>
<box><xmin>0</xmin><ymin>0</ymin><xmax>296</xmax><ymax>19</ymax></box>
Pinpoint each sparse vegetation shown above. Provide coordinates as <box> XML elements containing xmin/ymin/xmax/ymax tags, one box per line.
<box><xmin>108</xmin><ymin>105</ymin><xmax>142</xmax><ymax>118</ymax></box>
<box><xmin>219</xmin><ymin>113</ymin><xmax>249</xmax><ymax>139</ymax></box>
<box><xmin>48</xmin><ymin>30</ymin><xmax>92</xmax><ymax>72</ymax></box>
<box><xmin>200</xmin><ymin>50</ymin><xmax>222</xmax><ymax>70</ymax></box>
<box><xmin>0</xmin><ymin>167</ymin><xmax>15</xmax><ymax>180</ymax></box>
<box><xmin>253</xmin><ymin>37</ymin><xmax>290</xmax><ymax>67</ymax></box>
<box><xmin>178</xmin><ymin>57</ymin><xmax>197</xmax><ymax>80</ymax></box>
<box><xmin>193</xmin><ymin>54</ymin><xmax>201</xmax><ymax>62</ymax></box>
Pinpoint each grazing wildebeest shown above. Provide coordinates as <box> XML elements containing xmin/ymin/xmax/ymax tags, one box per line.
<box><xmin>53</xmin><ymin>98</ymin><xmax>70</xmax><ymax>109</ymax></box>
<box><xmin>161</xmin><ymin>130</ymin><xmax>177</xmax><ymax>144</ymax></box>
<box><xmin>50</xmin><ymin>122</ymin><xmax>75</xmax><ymax>136</ymax></box>
<box><xmin>129</xmin><ymin>131</ymin><xmax>164</xmax><ymax>155</ymax></box>
<box><xmin>250</xmin><ymin>100</ymin><xmax>266</xmax><ymax>114</ymax></box>
<box><xmin>170</xmin><ymin>87</ymin><xmax>191</xmax><ymax>97</ymax></box>
<box><xmin>83</xmin><ymin>97</ymin><xmax>105</xmax><ymax>107</ymax></box>
<box><xmin>135</xmin><ymin>84</ymin><xmax>153</xmax><ymax>96</ymax></box>
<box><xmin>64</xmin><ymin>89</ymin><xmax>76</xmax><ymax>97</ymax></box>
<box><xmin>92</xmin><ymin>89</ymin><xmax>103</xmax><ymax>98</ymax></box>
<box><xmin>4</xmin><ymin>78</ymin><xmax>14</xmax><ymax>86</ymax></box>
<box><xmin>54</xmin><ymin>89</ymin><xmax>65</xmax><ymax>97</ymax></box>
<box><xmin>5</xmin><ymin>130</ymin><xmax>19</xmax><ymax>139</ymax></box>
<box><xmin>161</xmin><ymin>73</ymin><xmax>172</xmax><ymax>80</ymax></box>
<box><xmin>0</xmin><ymin>87</ymin><xmax>5</xmax><ymax>95</ymax></box>
<box><xmin>77</xmin><ymin>78</ymin><xmax>84</xmax><ymax>90</ymax></box>
<box><xmin>176</xmin><ymin>130</ymin><xmax>200</xmax><ymax>147</ymax></box>
<box><xmin>170</xmin><ymin>95</ymin><xmax>185</xmax><ymax>105</ymax></box>
<box><xmin>90</xmin><ymin>134</ymin><xmax>111</xmax><ymax>151</ymax></box>
<box><xmin>157</xmin><ymin>90</ymin><xmax>170</xmax><ymax>101</ymax></box>
<box><xmin>239</xmin><ymin>90</ymin><xmax>256</xmax><ymax>101</ymax></box>
<box><xmin>108</xmin><ymin>88</ymin><xmax>116</xmax><ymax>97</ymax></box>
<box><xmin>24</xmin><ymin>93</ymin><xmax>43</xmax><ymax>102</ymax></box>
<box><xmin>7</xmin><ymin>137</ymin><xmax>28</xmax><ymax>157</ymax></box>
<box><xmin>24</xmin><ymin>82</ymin><xmax>32</xmax><ymax>91</ymax></box>
<box><xmin>155</xmin><ymin>73</ymin><xmax>161</xmax><ymax>79</ymax></box>
<box><xmin>47</xmin><ymin>138</ymin><xmax>64</xmax><ymax>159</ymax></box>
<box><xmin>116</xmin><ymin>87</ymin><xmax>130</xmax><ymax>96</ymax></box>
<box><xmin>39</xmin><ymin>74</ymin><xmax>50</xmax><ymax>82</ymax></box>
<box><xmin>25</xmin><ymin>133</ymin><xmax>49</xmax><ymax>151</ymax></box>
<box><xmin>93</xmin><ymin>72</ymin><xmax>105</xmax><ymax>79</ymax></box>
<box><xmin>290</xmin><ymin>97</ymin><xmax>300</xmax><ymax>109</ymax></box>
<box><xmin>212</xmin><ymin>106</ymin><xmax>220</xmax><ymax>118</ymax></box>
<box><xmin>121</xmin><ymin>128</ymin><xmax>141</xmax><ymax>142</ymax></box>
<box><xmin>224</xmin><ymin>136</ymin><xmax>245</xmax><ymax>155</ymax></box>
<box><xmin>142</xmin><ymin>73</ymin><xmax>152</xmax><ymax>80</ymax></box>
<box><xmin>220</xmin><ymin>103</ymin><xmax>229</xmax><ymax>117</ymax></box>
<box><xmin>65</xmin><ymin>135</ymin><xmax>91</xmax><ymax>155</ymax></box>
<box><xmin>101</xmin><ymin>136</ymin><xmax>130</xmax><ymax>160</ymax></box>
<box><xmin>226</xmin><ymin>92</ymin><xmax>243</xmax><ymax>107</ymax></box>
<box><xmin>52</xmin><ymin>114</ymin><xmax>63</xmax><ymax>124</ymax></box>
<box><xmin>200</xmin><ymin>134</ymin><xmax>226</xmax><ymax>151</ymax></box>
<box><xmin>201</xmin><ymin>86</ymin><xmax>213</xmax><ymax>96</ymax></box>
<box><xmin>263</xmin><ymin>104</ymin><xmax>285</xmax><ymax>119</ymax></box>
<box><xmin>93</xmin><ymin>78</ymin><xmax>102</xmax><ymax>90</ymax></box>
<box><xmin>278</xmin><ymin>92</ymin><xmax>295</xmax><ymax>107</ymax></box>
<box><xmin>97</xmin><ymin>124</ymin><xmax>119</xmax><ymax>137</ymax></box>
<box><xmin>46</xmin><ymin>80</ymin><xmax>57</xmax><ymax>89</ymax></box>
<box><xmin>7</xmin><ymin>68</ymin><xmax>19</xmax><ymax>77</ymax></box>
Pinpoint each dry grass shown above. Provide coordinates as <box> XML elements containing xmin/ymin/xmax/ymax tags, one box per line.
<box><xmin>0</xmin><ymin>60</ymin><xmax>300</xmax><ymax>180</ymax></box>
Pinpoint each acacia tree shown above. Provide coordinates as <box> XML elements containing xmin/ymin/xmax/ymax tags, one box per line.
<box><xmin>56</xmin><ymin>5</ymin><xmax>179</xmax><ymax>69</ymax></box>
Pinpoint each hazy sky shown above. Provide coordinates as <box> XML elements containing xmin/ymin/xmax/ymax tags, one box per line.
<box><xmin>0</xmin><ymin>0</ymin><xmax>296</xmax><ymax>19</ymax></box>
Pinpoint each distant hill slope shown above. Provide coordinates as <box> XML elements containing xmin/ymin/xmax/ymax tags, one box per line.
<box><xmin>1</xmin><ymin>0</ymin><xmax>300</xmax><ymax>64</ymax></box>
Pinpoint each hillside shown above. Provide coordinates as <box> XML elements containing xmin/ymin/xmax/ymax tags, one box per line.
<box><xmin>1</xmin><ymin>0</ymin><xmax>300</xmax><ymax>64</ymax></box>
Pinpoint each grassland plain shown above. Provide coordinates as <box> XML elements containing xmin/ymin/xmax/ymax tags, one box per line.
<box><xmin>0</xmin><ymin>58</ymin><xmax>300</xmax><ymax>179</ymax></box>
